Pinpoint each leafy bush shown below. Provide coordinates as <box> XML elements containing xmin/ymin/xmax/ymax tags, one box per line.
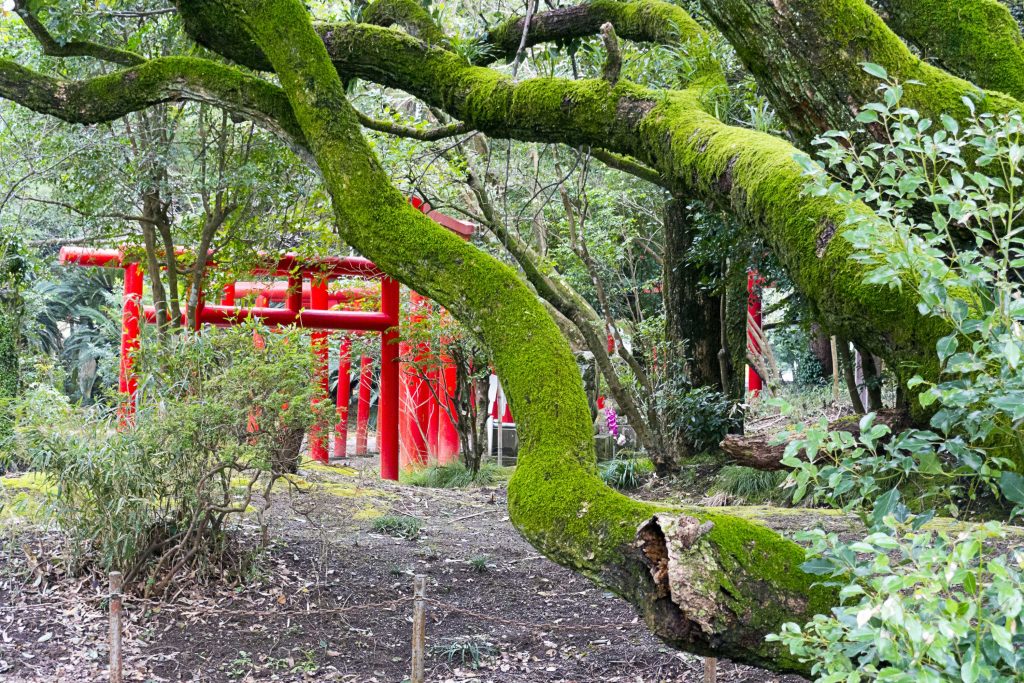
<box><xmin>6</xmin><ymin>324</ymin><xmax>320</xmax><ymax>595</ymax></box>
<box><xmin>400</xmin><ymin>461</ymin><xmax>507</xmax><ymax>488</ymax></box>
<box><xmin>767</xmin><ymin>68</ymin><xmax>1024</xmax><ymax>681</ymax></box>
<box><xmin>599</xmin><ymin>456</ymin><xmax>654</xmax><ymax>489</ymax></box>
<box><xmin>661</xmin><ymin>385</ymin><xmax>741</xmax><ymax>454</ymax></box>
<box><xmin>769</xmin><ymin>504</ymin><xmax>1024</xmax><ymax>683</ymax></box>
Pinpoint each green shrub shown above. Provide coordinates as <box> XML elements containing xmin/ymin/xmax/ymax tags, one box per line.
<box><xmin>661</xmin><ymin>384</ymin><xmax>740</xmax><ymax>454</ymax></box>
<box><xmin>770</xmin><ymin>511</ymin><xmax>1024</xmax><ymax>682</ymax></box>
<box><xmin>599</xmin><ymin>456</ymin><xmax>654</xmax><ymax>489</ymax></box>
<box><xmin>7</xmin><ymin>324</ymin><xmax>320</xmax><ymax>596</ymax></box>
<box><xmin>770</xmin><ymin>69</ymin><xmax>1024</xmax><ymax>682</ymax></box>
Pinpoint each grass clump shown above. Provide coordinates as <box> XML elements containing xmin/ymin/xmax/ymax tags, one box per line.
<box><xmin>468</xmin><ymin>554</ymin><xmax>491</xmax><ymax>573</ymax></box>
<box><xmin>371</xmin><ymin>514</ymin><xmax>423</xmax><ymax>539</ymax></box>
<box><xmin>401</xmin><ymin>461</ymin><xmax>508</xmax><ymax>489</ymax></box>
<box><xmin>429</xmin><ymin>637</ymin><xmax>500</xmax><ymax>669</ymax></box>
<box><xmin>713</xmin><ymin>465</ymin><xmax>787</xmax><ymax>503</ymax></box>
<box><xmin>599</xmin><ymin>456</ymin><xmax>655</xmax><ymax>490</ymax></box>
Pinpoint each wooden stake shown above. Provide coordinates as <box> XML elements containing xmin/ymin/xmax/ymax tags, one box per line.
<box><xmin>830</xmin><ymin>336</ymin><xmax>840</xmax><ymax>403</ymax></box>
<box><xmin>109</xmin><ymin>571</ymin><xmax>123</xmax><ymax>683</ymax></box>
<box><xmin>703</xmin><ymin>656</ymin><xmax>717</xmax><ymax>683</ymax></box>
<box><xmin>411</xmin><ymin>574</ymin><xmax>426</xmax><ymax>683</ymax></box>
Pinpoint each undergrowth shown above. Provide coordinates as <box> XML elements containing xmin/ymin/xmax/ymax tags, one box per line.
<box><xmin>400</xmin><ymin>461</ymin><xmax>508</xmax><ymax>488</ymax></box>
<box><xmin>599</xmin><ymin>457</ymin><xmax>655</xmax><ymax>490</ymax></box>
<box><xmin>714</xmin><ymin>465</ymin><xmax>787</xmax><ymax>503</ymax></box>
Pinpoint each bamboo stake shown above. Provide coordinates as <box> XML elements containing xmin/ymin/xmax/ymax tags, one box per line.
<box><xmin>703</xmin><ymin>656</ymin><xmax>717</xmax><ymax>683</ymax></box>
<box><xmin>411</xmin><ymin>575</ymin><xmax>426</xmax><ymax>683</ymax></box>
<box><xmin>109</xmin><ymin>572</ymin><xmax>123</xmax><ymax>683</ymax></box>
<box><xmin>830</xmin><ymin>336</ymin><xmax>840</xmax><ymax>403</ymax></box>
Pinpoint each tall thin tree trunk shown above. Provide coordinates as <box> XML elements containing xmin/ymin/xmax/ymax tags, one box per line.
<box><xmin>663</xmin><ymin>198</ymin><xmax>723</xmax><ymax>390</ymax></box>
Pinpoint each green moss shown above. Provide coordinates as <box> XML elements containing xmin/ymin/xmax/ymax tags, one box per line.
<box><xmin>880</xmin><ymin>0</ymin><xmax>1024</xmax><ymax>101</ymax></box>
<box><xmin>0</xmin><ymin>472</ymin><xmax>53</xmax><ymax>524</ymax></box>
<box><xmin>702</xmin><ymin>0</ymin><xmax>1022</xmax><ymax>147</ymax></box>
<box><xmin>362</xmin><ymin>0</ymin><xmax>449</xmax><ymax>46</ymax></box>
<box><xmin>484</xmin><ymin>0</ymin><xmax>720</xmax><ymax>81</ymax></box>
<box><xmin>1</xmin><ymin>471</ymin><xmax>54</xmax><ymax>494</ymax></box>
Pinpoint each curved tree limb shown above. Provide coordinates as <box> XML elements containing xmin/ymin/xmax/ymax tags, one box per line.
<box><xmin>163</xmin><ymin>0</ymin><xmax>838</xmax><ymax>671</ymax></box>
<box><xmin>362</xmin><ymin>0</ymin><xmax>450</xmax><ymax>47</ymax></box>
<box><xmin>0</xmin><ymin>56</ymin><xmax>312</xmax><ymax>163</ymax></box>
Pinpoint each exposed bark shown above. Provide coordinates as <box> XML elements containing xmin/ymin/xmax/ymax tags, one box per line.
<box><xmin>663</xmin><ymin>198</ymin><xmax>723</xmax><ymax>391</ymax></box>
<box><xmin>721</xmin><ymin>409</ymin><xmax>912</xmax><ymax>470</ymax></box>
<box><xmin>836</xmin><ymin>337</ymin><xmax>867</xmax><ymax>414</ymax></box>
<box><xmin>808</xmin><ymin>324</ymin><xmax>833</xmax><ymax>378</ymax></box>
<box><xmin>855</xmin><ymin>344</ymin><xmax>885</xmax><ymax>412</ymax></box>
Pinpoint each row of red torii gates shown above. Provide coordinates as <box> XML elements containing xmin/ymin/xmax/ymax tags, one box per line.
<box><xmin>58</xmin><ymin>200</ymin><xmax>483</xmax><ymax>481</ymax></box>
<box><xmin>59</xmin><ymin>204</ymin><xmax>767</xmax><ymax>481</ymax></box>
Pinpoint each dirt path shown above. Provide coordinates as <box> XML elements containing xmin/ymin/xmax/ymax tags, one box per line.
<box><xmin>0</xmin><ymin>460</ymin><xmax>803</xmax><ymax>682</ymax></box>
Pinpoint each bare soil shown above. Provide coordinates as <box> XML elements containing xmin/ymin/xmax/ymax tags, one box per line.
<box><xmin>0</xmin><ymin>458</ymin><xmax>804</xmax><ymax>683</ymax></box>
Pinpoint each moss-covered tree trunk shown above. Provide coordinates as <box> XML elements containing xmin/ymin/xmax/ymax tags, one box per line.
<box><xmin>0</xmin><ymin>247</ymin><xmax>24</xmax><ymax>448</ymax></box>
<box><xmin>663</xmin><ymin>198</ymin><xmax>723</xmax><ymax>392</ymax></box>
<box><xmin>0</xmin><ymin>290</ymin><xmax>20</xmax><ymax>444</ymax></box>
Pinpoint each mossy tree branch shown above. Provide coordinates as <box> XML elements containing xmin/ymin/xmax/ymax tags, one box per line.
<box><xmin>701</xmin><ymin>0</ymin><xmax>1022</xmax><ymax>148</ymax></box>
<box><xmin>0</xmin><ymin>56</ymin><xmax>310</xmax><ymax>161</ymax></box>
<box><xmin>355</xmin><ymin>109</ymin><xmax>468</xmax><ymax>140</ymax></box>
<box><xmin>873</xmin><ymin>0</ymin><xmax>1024</xmax><ymax>100</ymax></box>
<box><xmin>362</xmin><ymin>0</ymin><xmax>450</xmax><ymax>47</ymax></box>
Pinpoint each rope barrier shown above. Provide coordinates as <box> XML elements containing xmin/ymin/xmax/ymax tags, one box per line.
<box><xmin>1</xmin><ymin>595</ymin><xmax>644</xmax><ymax>633</ymax></box>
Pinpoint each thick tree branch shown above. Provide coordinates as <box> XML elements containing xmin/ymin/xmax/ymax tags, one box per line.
<box><xmin>169</xmin><ymin>0</ymin><xmax>837</xmax><ymax>671</ymax></box>
<box><xmin>483</xmin><ymin>0</ymin><xmax>715</xmax><ymax>74</ymax></box>
<box><xmin>701</xmin><ymin>0</ymin><xmax>1022</xmax><ymax>148</ymax></box>
<box><xmin>362</xmin><ymin>0</ymin><xmax>450</xmax><ymax>46</ymax></box>
<box><xmin>0</xmin><ymin>56</ymin><xmax>311</xmax><ymax>163</ymax></box>
<box><xmin>873</xmin><ymin>0</ymin><xmax>1024</xmax><ymax>100</ymax></box>
<box><xmin>163</xmin><ymin>10</ymin><xmax>964</xmax><ymax>419</ymax></box>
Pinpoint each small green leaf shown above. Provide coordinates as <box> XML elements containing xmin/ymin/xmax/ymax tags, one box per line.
<box><xmin>872</xmin><ymin>489</ymin><xmax>900</xmax><ymax>528</ymax></box>
<box><xmin>999</xmin><ymin>472</ymin><xmax>1024</xmax><ymax>505</ymax></box>
<box><xmin>862</xmin><ymin>62</ymin><xmax>888</xmax><ymax>79</ymax></box>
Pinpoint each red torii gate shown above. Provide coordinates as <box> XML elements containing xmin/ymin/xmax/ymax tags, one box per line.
<box><xmin>59</xmin><ymin>246</ymin><xmax>405</xmax><ymax>478</ymax></box>
<box><xmin>59</xmin><ymin>199</ymin><xmax>473</xmax><ymax>480</ymax></box>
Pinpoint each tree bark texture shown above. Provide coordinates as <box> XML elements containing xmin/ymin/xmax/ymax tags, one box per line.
<box><xmin>663</xmin><ymin>198</ymin><xmax>723</xmax><ymax>391</ymax></box>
